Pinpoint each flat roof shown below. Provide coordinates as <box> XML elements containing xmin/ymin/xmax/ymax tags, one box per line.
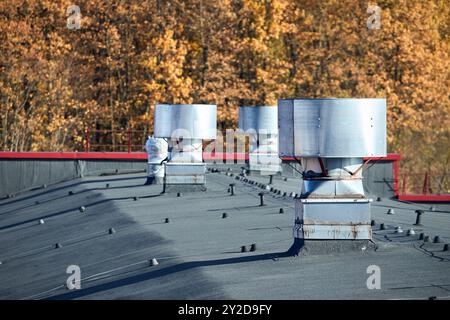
<box><xmin>0</xmin><ymin>169</ymin><xmax>449</xmax><ymax>299</ymax></box>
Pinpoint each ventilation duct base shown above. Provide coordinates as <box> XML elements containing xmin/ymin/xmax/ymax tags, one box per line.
<box><xmin>294</xmin><ymin>198</ymin><xmax>372</xmax><ymax>240</ymax></box>
<box><xmin>163</xmin><ymin>163</ymin><xmax>207</xmax><ymax>193</ymax></box>
<box><xmin>248</xmin><ymin>153</ymin><xmax>282</xmax><ymax>174</ymax></box>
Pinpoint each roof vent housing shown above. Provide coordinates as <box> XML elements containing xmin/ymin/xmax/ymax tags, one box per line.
<box><xmin>278</xmin><ymin>98</ymin><xmax>386</xmax><ymax>243</ymax></box>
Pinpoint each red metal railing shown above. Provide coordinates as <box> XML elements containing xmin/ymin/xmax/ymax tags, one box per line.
<box><xmin>398</xmin><ymin>172</ymin><xmax>450</xmax><ymax>201</ymax></box>
<box><xmin>84</xmin><ymin>128</ymin><xmax>148</xmax><ymax>153</ymax></box>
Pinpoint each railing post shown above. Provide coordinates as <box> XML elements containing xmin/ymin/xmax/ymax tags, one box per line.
<box><xmin>422</xmin><ymin>172</ymin><xmax>428</xmax><ymax>195</ymax></box>
<box><xmin>128</xmin><ymin>128</ymin><xmax>132</xmax><ymax>153</ymax></box>
<box><xmin>85</xmin><ymin>128</ymin><xmax>90</xmax><ymax>152</ymax></box>
<box><xmin>402</xmin><ymin>175</ymin><xmax>407</xmax><ymax>195</ymax></box>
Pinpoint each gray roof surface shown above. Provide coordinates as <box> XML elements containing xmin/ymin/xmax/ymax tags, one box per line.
<box><xmin>0</xmin><ymin>168</ymin><xmax>449</xmax><ymax>300</ymax></box>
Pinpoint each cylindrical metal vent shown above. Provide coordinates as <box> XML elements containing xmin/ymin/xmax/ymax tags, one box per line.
<box><xmin>278</xmin><ymin>99</ymin><xmax>387</xmax><ymax>158</ymax></box>
<box><xmin>154</xmin><ymin>104</ymin><xmax>217</xmax><ymax>140</ymax></box>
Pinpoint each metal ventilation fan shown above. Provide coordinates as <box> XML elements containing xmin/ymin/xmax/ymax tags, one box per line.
<box><xmin>154</xmin><ymin>104</ymin><xmax>217</xmax><ymax>192</ymax></box>
<box><xmin>278</xmin><ymin>98</ymin><xmax>387</xmax><ymax>248</ymax></box>
<box><xmin>238</xmin><ymin>106</ymin><xmax>281</xmax><ymax>175</ymax></box>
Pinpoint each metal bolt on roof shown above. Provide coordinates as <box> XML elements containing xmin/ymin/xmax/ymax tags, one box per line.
<box><xmin>250</xmin><ymin>244</ymin><xmax>257</xmax><ymax>252</ymax></box>
<box><xmin>387</xmin><ymin>209</ymin><xmax>395</xmax><ymax>215</ymax></box>
<box><xmin>229</xmin><ymin>184</ymin><xmax>235</xmax><ymax>196</ymax></box>
<box><xmin>68</xmin><ymin>191</ymin><xmax>74</xmax><ymax>196</ymax></box>
<box><xmin>443</xmin><ymin>244</ymin><xmax>449</xmax><ymax>252</ymax></box>
<box><xmin>106</xmin><ymin>183</ymin><xmax>110</xmax><ymax>188</ymax></box>
<box><xmin>414</xmin><ymin>210</ymin><xmax>424</xmax><ymax>226</ymax></box>
<box><xmin>39</xmin><ymin>219</ymin><xmax>45</xmax><ymax>225</ymax></box>
<box><xmin>55</xmin><ymin>243</ymin><xmax>62</xmax><ymax>249</ymax></box>
<box><xmin>395</xmin><ymin>226</ymin><xmax>403</xmax><ymax>233</ymax></box>
<box><xmin>165</xmin><ymin>218</ymin><xmax>170</xmax><ymax>223</ymax></box>
<box><xmin>177</xmin><ymin>192</ymin><xmax>182</xmax><ymax>197</ymax></box>
<box><xmin>433</xmin><ymin>236</ymin><xmax>441</xmax><ymax>243</ymax></box>
<box><xmin>241</xmin><ymin>246</ymin><xmax>247</xmax><ymax>253</ymax></box>
<box><xmin>423</xmin><ymin>235</ymin><xmax>430</xmax><ymax>242</ymax></box>
<box><xmin>370</xmin><ymin>220</ymin><xmax>376</xmax><ymax>226</ymax></box>
<box><xmin>35</xmin><ymin>201</ymin><xmax>40</xmax><ymax>205</ymax></box>
<box><xmin>258</xmin><ymin>193</ymin><xmax>266</xmax><ymax>206</ymax></box>
<box><xmin>150</xmin><ymin>258</ymin><xmax>159</xmax><ymax>266</ymax></box>
<box><xmin>279</xmin><ymin>208</ymin><xmax>284</xmax><ymax>214</ymax></box>
<box><xmin>407</xmin><ymin>228</ymin><xmax>415</xmax><ymax>236</ymax></box>
<box><xmin>376</xmin><ymin>197</ymin><xmax>382</xmax><ymax>202</ymax></box>
<box><xmin>419</xmin><ymin>233</ymin><xmax>425</xmax><ymax>240</ymax></box>
<box><xmin>222</xmin><ymin>213</ymin><xmax>228</xmax><ymax>219</ymax></box>
<box><xmin>430</xmin><ymin>206</ymin><xmax>436</xmax><ymax>212</ymax></box>
<box><xmin>380</xmin><ymin>223</ymin><xmax>386</xmax><ymax>230</ymax></box>
<box><xmin>109</xmin><ymin>228</ymin><xmax>116</xmax><ymax>235</ymax></box>
<box><xmin>283</xmin><ymin>192</ymin><xmax>287</xmax><ymax>197</ymax></box>
<box><xmin>79</xmin><ymin>206</ymin><xmax>86</xmax><ymax>213</ymax></box>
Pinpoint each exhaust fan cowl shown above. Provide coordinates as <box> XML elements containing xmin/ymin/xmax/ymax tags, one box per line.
<box><xmin>154</xmin><ymin>104</ymin><xmax>217</xmax><ymax>192</ymax></box>
<box><xmin>238</xmin><ymin>106</ymin><xmax>281</xmax><ymax>175</ymax></box>
<box><xmin>278</xmin><ymin>98</ymin><xmax>387</xmax><ymax>245</ymax></box>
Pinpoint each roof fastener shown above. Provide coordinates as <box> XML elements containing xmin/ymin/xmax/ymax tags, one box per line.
<box><xmin>106</xmin><ymin>183</ymin><xmax>110</xmax><ymax>188</ymax></box>
<box><xmin>290</xmin><ymin>192</ymin><xmax>296</xmax><ymax>198</ymax></box>
<box><xmin>407</xmin><ymin>228</ymin><xmax>415</xmax><ymax>236</ymax></box>
<box><xmin>370</xmin><ymin>220</ymin><xmax>376</xmax><ymax>226</ymax></box>
<box><xmin>423</xmin><ymin>235</ymin><xmax>430</xmax><ymax>242</ymax></box>
<box><xmin>443</xmin><ymin>244</ymin><xmax>449</xmax><ymax>252</ymax></box>
<box><xmin>419</xmin><ymin>233</ymin><xmax>425</xmax><ymax>240</ymax></box>
<box><xmin>387</xmin><ymin>208</ymin><xmax>395</xmax><ymax>215</ymax></box>
<box><xmin>241</xmin><ymin>246</ymin><xmax>247</xmax><ymax>253</ymax></box>
<box><xmin>39</xmin><ymin>219</ymin><xmax>45</xmax><ymax>225</ymax></box>
<box><xmin>283</xmin><ymin>177</ymin><xmax>288</xmax><ymax>181</ymax></box>
<box><xmin>380</xmin><ymin>223</ymin><xmax>386</xmax><ymax>230</ymax></box>
<box><xmin>277</xmin><ymin>190</ymin><xmax>281</xmax><ymax>195</ymax></box>
<box><xmin>109</xmin><ymin>228</ymin><xmax>116</xmax><ymax>234</ymax></box>
<box><xmin>177</xmin><ymin>192</ymin><xmax>182</xmax><ymax>197</ymax></box>
<box><xmin>395</xmin><ymin>226</ymin><xmax>403</xmax><ymax>233</ymax></box>
<box><xmin>42</xmin><ymin>184</ymin><xmax>47</xmax><ymax>189</ymax></box>
<box><xmin>229</xmin><ymin>184</ymin><xmax>235</xmax><ymax>196</ymax></box>
<box><xmin>35</xmin><ymin>201</ymin><xmax>40</xmax><ymax>205</ymax></box>
<box><xmin>165</xmin><ymin>218</ymin><xmax>170</xmax><ymax>224</ymax></box>
<box><xmin>429</xmin><ymin>206</ymin><xmax>436</xmax><ymax>212</ymax></box>
<box><xmin>414</xmin><ymin>210</ymin><xmax>424</xmax><ymax>226</ymax></box>
<box><xmin>376</xmin><ymin>197</ymin><xmax>382</xmax><ymax>202</ymax></box>
<box><xmin>149</xmin><ymin>258</ymin><xmax>159</xmax><ymax>266</ymax></box>
<box><xmin>68</xmin><ymin>191</ymin><xmax>74</xmax><ymax>196</ymax></box>
<box><xmin>55</xmin><ymin>243</ymin><xmax>62</xmax><ymax>249</ymax></box>
<box><xmin>249</xmin><ymin>244</ymin><xmax>257</xmax><ymax>252</ymax></box>
<box><xmin>269</xmin><ymin>175</ymin><xmax>273</xmax><ymax>185</ymax></box>
<box><xmin>258</xmin><ymin>192</ymin><xmax>266</xmax><ymax>206</ymax></box>
<box><xmin>133</xmin><ymin>196</ymin><xmax>138</xmax><ymax>201</ymax></box>
<box><xmin>222</xmin><ymin>213</ymin><xmax>228</xmax><ymax>219</ymax></box>
<box><xmin>279</xmin><ymin>208</ymin><xmax>284</xmax><ymax>214</ymax></box>
<box><xmin>283</xmin><ymin>192</ymin><xmax>287</xmax><ymax>197</ymax></box>
<box><xmin>433</xmin><ymin>236</ymin><xmax>441</xmax><ymax>243</ymax></box>
<box><xmin>79</xmin><ymin>206</ymin><xmax>86</xmax><ymax>213</ymax></box>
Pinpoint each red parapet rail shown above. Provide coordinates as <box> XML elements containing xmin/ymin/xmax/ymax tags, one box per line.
<box><xmin>398</xmin><ymin>172</ymin><xmax>449</xmax><ymax>202</ymax></box>
<box><xmin>1</xmin><ymin>150</ymin><xmax>448</xmax><ymax>202</ymax></box>
<box><xmin>0</xmin><ymin>152</ymin><xmax>147</xmax><ymax>160</ymax></box>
